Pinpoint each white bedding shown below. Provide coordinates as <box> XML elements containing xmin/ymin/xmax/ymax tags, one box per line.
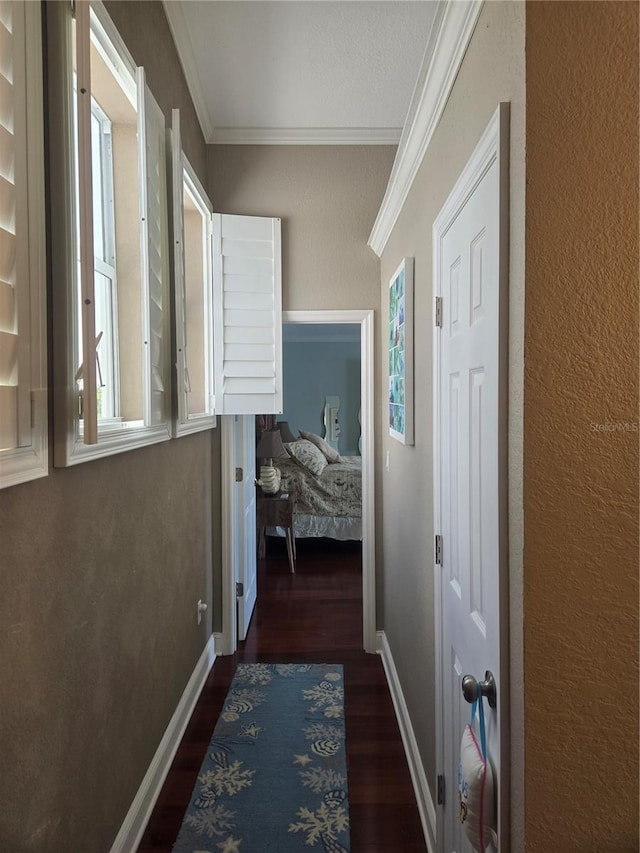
<box><xmin>270</xmin><ymin>455</ymin><xmax>362</xmax><ymax>540</ymax></box>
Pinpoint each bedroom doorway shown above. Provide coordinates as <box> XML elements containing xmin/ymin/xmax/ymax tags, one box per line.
<box><xmin>282</xmin><ymin>309</ymin><xmax>375</xmax><ymax>652</ymax></box>
<box><xmin>220</xmin><ymin>309</ymin><xmax>375</xmax><ymax>655</ymax></box>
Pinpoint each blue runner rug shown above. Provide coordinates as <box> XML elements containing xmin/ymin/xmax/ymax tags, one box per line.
<box><xmin>173</xmin><ymin>663</ymin><xmax>350</xmax><ymax>853</ymax></box>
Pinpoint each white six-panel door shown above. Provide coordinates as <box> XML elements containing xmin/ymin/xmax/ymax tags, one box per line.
<box><xmin>434</xmin><ymin>105</ymin><xmax>509</xmax><ymax>852</ymax></box>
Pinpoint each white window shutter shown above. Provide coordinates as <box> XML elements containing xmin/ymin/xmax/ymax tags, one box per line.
<box><xmin>212</xmin><ymin>214</ymin><xmax>282</xmax><ymax>415</ymax></box>
<box><xmin>0</xmin><ymin>0</ymin><xmax>20</xmax><ymax>450</ymax></box>
<box><xmin>0</xmin><ymin>0</ymin><xmax>47</xmax><ymax>487</ymax></box>
<box><xmin>170</xmin><ymin>108</ymin><xmax>188</xmax><ymax>428</ymax></box>
<box><xmin>137</xmin><ymin>67</ymin><xmax>169</xmax><ymax>427</ymax></box>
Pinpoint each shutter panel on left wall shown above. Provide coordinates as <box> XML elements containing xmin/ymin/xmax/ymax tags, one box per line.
<box><xmin>138</xmin><ymin>67</ymin><xmax>170</xmax><ymax>427</ymax></box>
<box><xmin>0</xmin><ymin>0</ymin><xmax>24</xmax><ymax>449</ymax></box>
<box><xmin>0</xmin><ymin>0</ymin><xmax>47</xmax><ymax>488</ymax></box>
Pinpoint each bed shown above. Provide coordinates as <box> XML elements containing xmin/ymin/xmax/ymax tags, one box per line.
<box><xmin>268</xmin><ymin>431</ymin><xmax>362</xmax><ymax>541</ymax></box>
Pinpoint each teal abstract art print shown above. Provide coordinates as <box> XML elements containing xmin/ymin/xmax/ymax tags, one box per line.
<box><xmin>173</xmin><ymin>663</ymin><xmax>350</xmax><ymax>852</ymax></box>
<box><xmin>388</xmin><ymin>257</ymin><xmax>414</xmax><ymax>444</ymax></box>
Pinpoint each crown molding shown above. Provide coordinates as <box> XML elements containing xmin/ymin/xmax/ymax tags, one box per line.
<box><xmin>368</xmin><ymin>0</ymin><xmax>484</xmax><ymax>257</ymax></box>
<box><xmin>211</xmin><ymin>127</ymin><xmax>402</xmax><ymax>146</ymax></box>
<box><xmin>162</xmin><ymin>0</ymin><xmax>215</xmax><ymax>142</ymax></box>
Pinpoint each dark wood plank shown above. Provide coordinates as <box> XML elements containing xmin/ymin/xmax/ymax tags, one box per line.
<box><xmin>138</xmin><ymin>537</ymin><xmax>427</xmax><ymax>852</ymax></box>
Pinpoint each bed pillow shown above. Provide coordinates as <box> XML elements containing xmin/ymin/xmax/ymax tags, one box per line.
<box><xmin>285</xmin><ymin>439</ymin><xmax>328</xmax><ymax>476</ymax></box>
<box><xmin>299</xmin><ymin>429</ymin><xmax>343</xmax><ymax>463</ymax></box>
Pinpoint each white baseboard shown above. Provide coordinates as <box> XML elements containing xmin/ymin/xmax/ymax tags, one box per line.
<box><xmin>377</xmin><ymin>630</ymin><xmax>437</xmax><ymax>853</ymax></box>
<box><xmin>110</xmin><ymin>635</ymin><xmax>217</xmax><ymax>853</ymax></box>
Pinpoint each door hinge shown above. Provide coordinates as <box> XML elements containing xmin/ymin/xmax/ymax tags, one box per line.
<box><xmin>236</xmin><ymin>582</ymin><xmax>244</xmax><ymax>598</ymax></box>
<box><xmin>437</xmin><ymin>774</ymin><xmax>445</xmax><ymax>805</ymax></box>
<box><xmin>30</xmin><ymin>392</ymin><xmax>35</xmax><ymax>428</ymax></box>
<box><xmin>235</xmin><ymin>467</ymin><xmax>243</xmax><ymax>482</ymax></box>
<box><xmin>435</xmin><ymin>534</ymin><xmax>443</xmax><ymax>566</ymax></box>
<box><xmin>435</xmin><ymin>296</ymin><xmax>443</xmax><ymax>328</ymax></box>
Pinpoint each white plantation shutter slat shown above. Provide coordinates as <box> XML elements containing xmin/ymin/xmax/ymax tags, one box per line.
<box><xmin>225</xmin><ymin>378</ymin><xmax>275</xmax><ymax>395</ymax></box>
<box><xmin>224</xmin><ymin>309</ymin><xmax>274</xmax><ymax>328</ymax></box>
<box><xmin>221</xmin><ymin>238</ymin><xmax>273</xmax><ymax>260</ymax></box>
<box><xmin>0</xmin><ymin>175</ymin><xmax>15</xmax><ymax>230</ymax></box>
<box><xmin>224</xmin><ymin>326</ymin><xmax>273</xmax><ymax>345</ymax></box>
<box><xmin>222</xmin><ymin>255</ymin><xmax>273</xmax><ymax>278</ymax></box>
<box><xmin>223</xmin><ymin>274</ymin><xmax>273</xmax><ymax>294</ymax></box>
<box><xmin>224</xmin><ymin>291</ymin><xmax>273</xmax><ymax>312</ymax></box>
<box><xmin>0</xmin><ymin>278</ymin><xmax>14</xmax><ymax>323</ymax></box>
<box><xmin>0</xmin><ymin>328</ymin><xmax>17</xmax><ymax>381</ymax></box>
<box><xmin>225</xmin><ymin>361</ymin><xmax>275</xmax><ymax>379</ymax></box>
<box><xmin>0</xmin><ymin>71</ymin><xmax>13</xmax><ymax>132</ymax></box>
<box><xmin>0</xmin><ymin>16</ymin><xmax>11</xmax><ymax>77</ymax></box>
<box><xmin>213</xmin><ymin>213</ymin><xmax>282</xmax><ymax>415</ymax></box>
<box><xmin>0</xmin><ymin>225</ymin><xmax>15</xmax><ymax>283</ymax></box>
<box><xmin>225</xmin><ymin>343</ymin><xmax>273</xmax><ymax>362</ymax></box>
<box><xmin>221</xmin><ymin>215</ymin><xmax>273</xmax><ymax>241</ymax></box>
<box><xmin>137</xmin><ymin>67</ymin><xmax>169</xmax><ymax>427</ymax></box>
<box><xmin>0</xmin><ymin>123</ymin><xmax>15</xmax><ymax>181</ymax></box>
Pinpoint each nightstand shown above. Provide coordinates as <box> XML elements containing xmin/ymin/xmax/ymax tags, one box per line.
<box><xmin>256</xmin><ymin>490</ymin><xmax>297</xmax><ymax>573</ymax></box>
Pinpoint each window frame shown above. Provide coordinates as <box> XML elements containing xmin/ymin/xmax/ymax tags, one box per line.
<box><xmin>49</xmin><ymin>0</ymin><xmax>172</xmax><ymax>467</ymax></box>
<box><xmin>0</xmin><ymin>0</ymin><xmax>48</xmax><ymax>490</ymax></box>
<box><xmin>170</xmin><ymin>109</ymin><xmax>216</xmax><ymax>437</ymax></box>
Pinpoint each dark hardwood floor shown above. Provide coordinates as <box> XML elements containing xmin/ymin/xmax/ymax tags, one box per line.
<box><xmin>138</xmin><ymin>537</ymin><xmax>427</xmax><ymax>852</ymax></box>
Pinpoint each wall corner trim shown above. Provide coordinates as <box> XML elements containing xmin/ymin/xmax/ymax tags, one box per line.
<box><xmin>367</xmin><ymin>0</ymin><xmax>484</xmax><ymax>257</ymax></box>
<box><xmin>109</xmin><ymin>635</ymin><xmax>217</xmax><ymax>853</ymax></box>
<box><xmin>162</xmin><ymin>0</ymin><xmax>215</xmax><ymax>142</ymax></box>
<box><xmin>377</xmin><ymin>630</ymin><xmax>437</xmax><ymax>853</ymax></box>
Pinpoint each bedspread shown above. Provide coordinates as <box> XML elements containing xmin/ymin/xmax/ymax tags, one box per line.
<box><xmin>276</xmin><ymin>456</ymin><xmax>362</xmax><ymax>518</ymax></box>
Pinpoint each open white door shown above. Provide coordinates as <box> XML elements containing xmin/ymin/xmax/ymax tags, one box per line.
<box><xmin>235</xmin><ymin>414</ymin><xmax>257</xmax><ymax>641</ymax></box>
<box><xmin>221</xmin><ymin>413</ymin><xmax>257</xmax><ymax>651</ymax></box>
<box><xmin>433</xmin><ymin>104</ymin><xmax>509</xmax><ymax>852</ymax></box>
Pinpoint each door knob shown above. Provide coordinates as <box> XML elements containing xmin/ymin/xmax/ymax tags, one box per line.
<box><xmin>461</xmin><ymin>670</ymin><xmax>497</xmax><ymax>709</ymax></box>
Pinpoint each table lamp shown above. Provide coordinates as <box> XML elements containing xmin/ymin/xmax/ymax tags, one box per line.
<box><xmin>276</xmin><ymin>421</ymin><xmax>296</xmax><ymax>443</ymax></box>
<box><xmin>256</xmin><ymin>429</ymin><xmax>286</xmax><ymax>494</ymax></box>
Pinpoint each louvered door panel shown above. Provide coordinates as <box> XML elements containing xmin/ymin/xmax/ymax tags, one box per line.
<box><xmin>0</xmin><ymin>0</ymin><xmax>26</xmax><ymax>450</ymax></box>
<box><xmin>213</xmin><ymin>213</ymin><xmax>282</xmax><ymax>415</ymax></box>
<box><xmin>138</xmin><ymin>68</ymin><xmax>169</xmax><ymax>427</ymax></box>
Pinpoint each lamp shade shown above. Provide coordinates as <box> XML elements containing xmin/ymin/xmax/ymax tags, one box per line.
<box><xmin>256</xmin><ymin>429</ymin><xmax>286</xmax><ymax>460</ymax></box>
<box><xmin>276</xmin><ymin>421</ymin><xmax>296</xmax><ymax>443</ymax></box>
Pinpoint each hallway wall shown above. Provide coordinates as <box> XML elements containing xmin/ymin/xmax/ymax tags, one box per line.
<box><xmin>0</xmin><ymin>4</ymin><xmax>219</xmax><ymax>850</ymax></box>
<box><xmin>523</xmin><ymin>2</ymin><xmax>639</xmax><ymax>847</ymax></box>
<box><xmin>376</xmin><ymin>1</ymin><xmax>526</xmax><ymax>833</ymax></box>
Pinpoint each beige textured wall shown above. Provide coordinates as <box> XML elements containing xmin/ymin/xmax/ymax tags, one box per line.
<box><xmin>208</xmin><ymin>145</ymin><xmax>395</xmax><ymax>311</ymax></box>
<box><xmin>0</xmin><ymin>3</ymin><xmax>218</xmax><ymax>850</ymax></box>
<box><xmin>378</xmin><ymin>0</ymin><xmax>525</xmax><ymax>822</ymax></box>
<box><xmin>524</xmin><ymin>3</ymin><xmax>639</xmax><ymax>849</ymax></box>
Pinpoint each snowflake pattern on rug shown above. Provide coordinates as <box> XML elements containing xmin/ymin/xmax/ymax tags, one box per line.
<box><xmin>172</xmin><ymin>664</ymin><xmax>350</xmax><ymax>853</ymax></box>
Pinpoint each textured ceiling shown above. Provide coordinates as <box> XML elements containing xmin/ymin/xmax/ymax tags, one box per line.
<box><xmin>163</xmin><ymin>1</ymin><xmax>439</xmax><ymax>144</ymax></box>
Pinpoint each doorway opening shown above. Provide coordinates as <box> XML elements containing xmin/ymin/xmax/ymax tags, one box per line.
<box><xmin>282</xmin><ymin>310</ymin><xmax>375</xmax><ymax>653</ymax></box>
<box><xmin>220</xmin><ymin>309</ymin><xmax>375</xmax><ymax>654</ymax></box>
